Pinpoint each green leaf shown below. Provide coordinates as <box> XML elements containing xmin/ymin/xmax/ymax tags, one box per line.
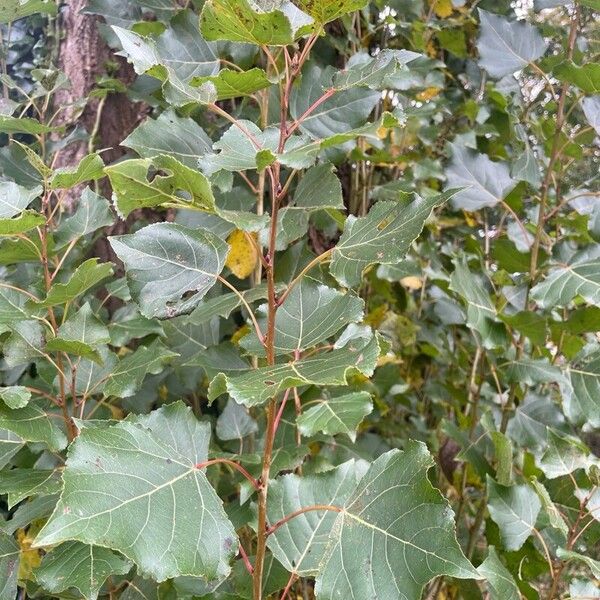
<box><xmin>0</xmin><ymin>287</ymin><xmax>42</xmax><ymax>324</ymax></box>
<box><xmin>105</xmin><ymin>155</ymin><xmax>215</xmax><ymax>219</ymax></box>
<box><xmin>556</xmin><ymin>548</ymin><xmax>600</xmax><ymax>578</ymax></box>
<box><xmin>49</xmin><ymin>153</ymin><xmax>105</xmax><ymax>189</ymax></box>
<box><xmin>3</xmin><ymin>320</ymin><xmax>45</xmax><ymax>367</ymax></box>
<box><xmin>554</xmin><ymin>61</ymin><xmax>600</xmax><ymax>94</ymax></box>
<box><xmin>539</xmin><ymin>429</ymin><xmax>593</xmax><ymax>479</ymax></box>
<box><xmin>331</xmin><ymin>190</ymin><xmax>455</xmax><ymax>288</ymax></box>
<box><xmin>54</xmin><ymin>302</ymin><xmax>110</xmax><ymax>349</ymax></box>
<box><xmin>34</xmin><ymin>402</ymin><xmax>237</xmax><ymax>582</ymax></box>
<box><xmin>450</xmin><ymin>258</ymin><xmax>508</xmax><ymax>349</ymax></box>
<box><xmin>188</xmin><ymin>283</ymin><xmax>270</xmax><ymax>325</ymax></box>
<box><xmin>35</xmin><ymin>542</ymin><xmax>132</xmax><ymax>600</ymax></box>
<box><xmin>477</xmin><ymin>546</ymin><xmax>520</xmax><ymax>600</ymax></box>
<box><xmin>122</xmin><ymin>109</ymin><xmax>212</xmax><ymax>169</ymax></box>
<box><xmin>0</xmin><ymin>386</ymin><xmax>31</xmax><ymax>409</ymax></box>
<box><xmin>294</xmin><ymin>0</ymin><xmax>366</xmax><ymax>24</ymax></box>
<box><xmin>210</xmin><ymin>326</ymin><xmax>379</xmax><ymax>407</ymax></box>
<box><xmin>241</xmin><ymin>279</ymin><xmax>364</xmax><ymax>355</ymax></box>
<box><xmin>0</xmin><ymin>430</ymin><xmax>23</xmax><ymax>470</ymax></box>
<box><xmin>103</xmin><ymin>339</ymin><xmax>178</xmax><ymax>399</ymax></box>
<box><xmin>562</xmin><ymin>350</ymin><xmax>600</xmax><ymax>428</ymax></box>
<box><xmin>0</xmin><ymin>210</ymin><xmax>44</xmax><ymax>236</ymax></box>
<box><xmin>445</xmin><ymin>143</ymin><xmax>517</xmax><ymax>210</ymax></box>
<box><xmin>0</xmin><ymin>403</ymin><xmax>67</xmax><ymax>451</ymax></box>
<box><xmin>55</xmin><ymin>188</ymin><xmax>113</xmax><ymax>247</ymax></box>
<box><xmin>486</xmin><ymin>476</ymin><xmax>541</xmax><ymax>551</ymax></box>
<box><xmin>0</xmin><ymin>116</ymin><xmax>54</xmax><ymax>134</ymax></box>
<box><xmin>0</xmin><ymin>469</ymin><xmax>61</xmax><ymax>508</ymax></box>
<box><xmin>477</xmin><ymin>9</ymin><xmax>547</xmax><ymax>78</ymax></box>
<box><xmin>296</xmin><ymin>391</ymin><xmax>372</xmax><ymax>442</ymax></box>
<box><xmin>333</xmin><ymin>50</ymin><xmax>419</xmax><ymax>91</ymax></box>
<box><xmin>109</xmin><ymin>223</ymin><xmax>229</xmax><ymax>319</ymax></box>
<box><xmin>529</xmin><ymin>478</ymin><xmax>569</xmax><ymax>537</ymax></box>
<box><xmin>72</xmin><ymin>347</ymin><xmax>118</xmax><ymax>398</ymax></box>
<box><xmin>200</xmin><ymin>0</ymin><xmax>294</xmax><ymax>45</ymax></box>
<box><xmin>0</xmin><ymin>181</ymin><xmax>41</xmax><ymax>218</ymax></box>
<box><xmin>190</xmin><ymin>68</ymin><xmax>270</xmax><ymax>100</ymax></box>
<box><xmin>0</xmin><ymin>0</ymin><xmax>56</xmax><ymax>23</ymax></box>
<box><xmin>215</xmin><ymin>399</ymin><xmax>258</xmax><ymax>441</ymax></box>
<box><xmin>267</xmin><ymin>461</ymin><xmax>363</xmax><ymax>575</ymax></box>
<box><xmin>315</xmin><ymin>443</ymin><xmax>479</xmax><ymax>599</ymax></box>
<box><xmin>290</xmin><ymin>64</ymin><xmax>380</xmax><ymax>141</ymax></box>
<box><xmin>0</xmin><ymin>531</ymin><xmax>19</xmax><ymax>600</ymax></box>
<box><xmin>531</xmin><ymin>253</ymin><xmax>600</xmax><ymax>308</ymax></box>
<box><xmin>32</xmin><ymin>258</ymin><xmax>113</xmax><ymax>308</ymax></box>
<box><xmin>291</xmin><ymin>163</ymin><xmax>343</xmax><ymax>210</ymax></box>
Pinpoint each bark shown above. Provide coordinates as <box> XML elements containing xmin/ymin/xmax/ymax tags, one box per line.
<box><xmin>54</xmin><ymin>1</ymin><xmax>147</xmax><ymax>188</ymax></box>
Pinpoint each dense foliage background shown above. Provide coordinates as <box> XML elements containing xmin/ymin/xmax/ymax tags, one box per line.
<box><xmin>0</xmin><ymin>0</ymin><xmax>598</xmax><ymax>599</ymax></box>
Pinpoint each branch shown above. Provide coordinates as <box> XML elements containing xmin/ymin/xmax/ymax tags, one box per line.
<box><xmin>195</xmin><ymin>458</ymin><xmax>261</xmax><ymax>491</ymax></box>
<box><xmin>285</xmin><ymin>88</ymin><xmax>336</xmax><ymax>139</ymax></box>
<box><xmin>266</xmin><ymin>504</ymin><xmax>343</xmax><ymax>536</ymax></box>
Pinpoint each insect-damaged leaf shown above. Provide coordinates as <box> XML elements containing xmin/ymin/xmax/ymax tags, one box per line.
<box><xmin>109</xmin><ymin>223</ymin><xmax>229</xmax><ymax>319</ymax></box>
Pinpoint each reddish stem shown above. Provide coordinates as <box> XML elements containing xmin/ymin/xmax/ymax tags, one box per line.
<box><xmin>266</xmin><ymin>504</ymin><xmax>343</xmax><ymax>536</ymax></box>
<box><xmin>195</xmin><ymin>459</ymin><xmax>261</xmax><ymax>491</ymax></box>
<box><xmin>238</xmin><ymin>542</ymin><xmax>254</xmax><ymax>575</ymax></box>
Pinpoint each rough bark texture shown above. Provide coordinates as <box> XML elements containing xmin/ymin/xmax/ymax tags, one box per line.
<box><xmin>54</xmin><ymin>1</ymin><xmax>147</xmax><ymax>179</ymax></box>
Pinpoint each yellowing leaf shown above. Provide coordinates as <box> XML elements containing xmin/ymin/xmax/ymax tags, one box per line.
<box><xmin>226</xmin><ymin>230</ymin><xmax>258</xmax><ymax>279</ymax></box>
<box><xmin>17</xmin><ymin>526</ymin><xmax>43</xmax><ymax>580</ymax></box>
<box><xmin>431</xmin><ymin>0</ymin><xmax>453</xmax><ymax>18</ymax></box>
<box><xmin>416</xmin><ymin>87</ymin><xmax>441</xmax><ymax>101</ymax></box>
<box><xmin>401</xmin><ymin>275</ymin><xmax>423</xmax><ymax>290</ymax></box>
<box><xmin>231</xmin><ymin>324</ymin><xmax>250</xmax><ymax>345</ymax></box>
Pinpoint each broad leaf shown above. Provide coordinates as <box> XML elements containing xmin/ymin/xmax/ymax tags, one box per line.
<box><xmin>294</xmin><ymin>0</ymin><xmax>366</xmax><ymax>24</ymax></box>
<box><xmin>0</xmin><ymin>0</ymin><xmax>56</xmax><ymax>23</ymax></box>
<box><xmin>0</xmin><ymin>404</ymin><xmax>67</xmax><ymax>451</ymax></box>
<box><xmin>554</xmin><ymin>62</ymin><xmax>600</xmax><ymax>94</ymax></box>
<box><xmin>215</xmin><ymin>399</ymin><xmax>258</xmax><ymax>441</ymax></box>
<box><xmin>477</xmin><ymin>9</ymin><xmax>547</xmax><ymax>78</ymax></box>
<box><xmin>291</xmin><ymin>163</ymin><xmax>343</xmax><ymax>210</ymax></box>
<box><xmin>267</xmin><ymin>461</ymin><xmax>363</xmax><ymax>575</ymax></box>
<box><xmin>582</xmin><ymin>96</ymin><xmax>600</xmax><ymax>135</ymax></box>
<box><xmin>190</xmin><ymin>68</ymin><xmax>270</xmax><ymax>100</ymax></box>
<box><xmin>188</xmin><ymin>284</ymin><xmax>270</xmax><ymax>325</ymax></box>
<box><xmin>477</xmin><ymin>546</ymin><xmax>520</xmax><ymax>600</ymax></box>
<box><xmin>315</xmin><ymin>443</ymin><xmax>479</xmax><ymax>599</ymax></box>
<box><xmin>109</xmin><ymin>223</ymin><xmax>229</xmax><ymax>319</ymax></box>
<box><xmin>34</xmin><ymin>402</ymin><xmax>238</xmax><ymax>582</ymax></box>
<box><xmin>539</xmin><ymin>429</ymin><xmax>594</xmax><ymax>479</ymax></box>
<box><xmin>0</xmin><ymin>532</ymin><xmax>19</xmax><ymax>600</ymax></box>
<box><xmin>445</xmin><ymin>143</ymin><xmax>517</xmax><ymax>210</ymax></box>
<box><xmin>290</xmin><ymin>64</ymin><xmax>380</xmax><ymax>141</ymax></box>
<box><xmin>562</xmin><ymin>349</ymin><xmax>600</xmax><ymax>428</ymax></box>
<box><xmin>0</xmin><ymin>116</ymin><xmax>54</xmax><ymax>134</ymax></box>
<box><xmin>200</xmin><ymin>0</ymin><xmax>294</xmax><ymax>45</ymax></box>
<box><xmin>241</xmin><ymin>279</ymin><xmax>364</xmax><ymax>355</ymax></box>
<box><xmin>0</xmin><ymin>181</ymin><xmax>40</xmax><ymax>218</ymax></box>
<box><xmin>103</xmin><ymin>340</ymin><xmax>178</xmax><ymax>398</ymax></box>
<box><xmin>450</xmin><ymin>258</ymin><xmax>508</xmax><ymax>349</ymax></box>
<box><xmin>105</xmin><ymin>155</ymin><xmax>215</xmax><ymax>219</ymax></box>
<box><xmin>32</xmin><ymin>258</ymin><xmax>113</xmax><ymax>308</ymax></box>
<box><xmin>0</xmin><ymin>469</ymin><xmax>61</xmax><ymax>508</ymax></box>
<box><xmin>486</xmin><ymin>477</ymin><xmax>541</xmax><ymax>551</ymax></box>
<box><xmin>35</xmin><ymin>542</ymin><xmax>132</xmax><ymax>600</ymax></box>
<box><xmin>210</xmin><ymin>326</ymin><xmax>379</xmax><ymax>407</ymax></box>
<box><xmin>0</xmin><ymin>430</ymin><xmax>23</xmax><ymax>469</ymax></box>
<box><xmin>296</xmin><ymin>391</ymin><xmax>372</xmax><ymax>442</ymax></box>
<box><xmin>122</xmin><ymin>109</ymin><xmax>212</xmax><ymax>169</ymax></box>
<box><xmin>49</xmin><ymin>153</ymin><xmax>104</xmax><ymax>189</ymax></box>
<box><xmin>0</xmin><ymin>387</ymin><xmax>30</xmax><ymax>410</ymax></box>
<box><xmin>531</xmin><ymin>252</ymin><xmax>600</xmax><ymax>308</ymax></box>
<box><xmin>330</xmin><ymin>191</ymin><xmax>455</xmax><ymax>288</ymax></box>
<box><xmin>55</xmin><ymin>188</ymin><xmax>113</xmax><ymax>247</ymax></box>
<box><xmin>0</xmin><ymin>210</ymin><xmax>44</xmax><ymax>236</ymax></box>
